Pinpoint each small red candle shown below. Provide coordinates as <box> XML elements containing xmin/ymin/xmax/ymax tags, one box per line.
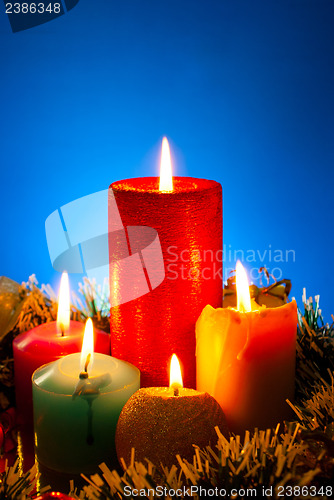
<box><xmin>109</xmin><ymin>138</ymin><xmax>222</xmax><ymax>388</ymax></box>
<box><xmin>13</xmin><ymin>272</ymin><xmax>110</xmax><ymax>427</ymax></box>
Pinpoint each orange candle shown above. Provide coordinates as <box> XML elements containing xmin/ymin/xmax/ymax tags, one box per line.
<box><xmin>196</xmin><ymin>261</ymin><xmax>297</xmax><ymax>435</ymax></box>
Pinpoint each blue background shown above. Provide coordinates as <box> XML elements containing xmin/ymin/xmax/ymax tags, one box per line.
<box><xmin>0</xmin><ymin>0</ymin><xmax>333</xmax><ymax>318</ymax></box>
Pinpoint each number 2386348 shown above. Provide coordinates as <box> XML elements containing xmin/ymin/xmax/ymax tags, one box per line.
<box><xmin>5</xmin><ymin>3</ymin><xmax>61</xmax><ymax>14</ymax></box>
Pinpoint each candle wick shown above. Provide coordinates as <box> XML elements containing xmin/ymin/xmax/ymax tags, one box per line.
<box><xmin>58</xmin><ymin>323</ymin><xmax>65</xmax><ymax>337</ymax></box>
<box><xmin>173</xmin><ymin>386</ymin><xmax>179</xmax><ymax>397</ymax></box>
<box><xmin>84</xmin><ymin>353</ymin><xmax>91</xmax><ymax>373</ymax></box>
<box><xmin>79</xmin><ymin>353</ymin><xmax>91</xmax><ymax>379</ymax></box>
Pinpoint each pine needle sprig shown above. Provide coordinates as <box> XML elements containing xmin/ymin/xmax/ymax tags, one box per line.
<box><xmin>16</xmin><ymin>275</ymin><xmax>58</xmax><ymax>334</ymax></box>
<box><xmin>295</xmin><ymin>291</ymin><xmax>334</xmax><ymax>400</ymax></box>
<box><xmin>288</xmin><ymin>372</ymin><xmax>334</xmax><ymax>433</ymax></box>
<box><xmin>299</xmin><ymin>289</ymin><xmax>324</xmax><ymax>331</ymax></box>
<box><xmin>0</xmin><ymin>459</ymin><xmax>49</xmax><ymax>500</ymax></box>
<box><xmin>12</xmin><ymin>275</ymin><xmax>110</xmax><ymax>336</ymax></box>
<box><xmin>71</xmin><ymin>277</ymin><xmax>110</xmax><ymax>332</ymax></box>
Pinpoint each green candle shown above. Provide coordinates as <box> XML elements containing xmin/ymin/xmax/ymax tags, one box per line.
<box><xmin>32</xmin><ymin>349</ymin><xmax>140</xmax><ymax>474</ymax></box>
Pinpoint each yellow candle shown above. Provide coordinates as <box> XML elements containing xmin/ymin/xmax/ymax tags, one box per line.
<box><xmin>196</xmin><ymin>261</ymin><xmax>297</xmax><ymax>435</ymax></box>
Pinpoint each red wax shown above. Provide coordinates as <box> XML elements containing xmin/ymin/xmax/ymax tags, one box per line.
<box><xmin>13</xmin><ymin>320</ymin><xmax>110</xmax><ymax>426</ymax></box>
<box><xmin>109</xmin><ymin>177</ymin><xmax>222</xmax><ymax>388</ymax></box>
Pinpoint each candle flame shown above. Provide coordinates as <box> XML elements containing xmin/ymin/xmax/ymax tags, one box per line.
<box><xmin>57</xmin><ymin>272</ymin><xmax>70</xmax><ymax>335</ymax></box>
<box><xmin>80</xmin><ymin>318</ymin><xmax>94</xmax><ymax>373</ymax></box>
<box><xmin>169</xmin><ymin>354</ymin><xmax>183</xmax><ymax>394</ymax></box>
<box><xmin>159</xmin><ymin>137</ymin><xmax>173</xmax><ymax>192</ymax></box>
<box><xmin>236</xmin><ymin>261</ymin><xmax>252</xmax><ymax>313</ymax></box>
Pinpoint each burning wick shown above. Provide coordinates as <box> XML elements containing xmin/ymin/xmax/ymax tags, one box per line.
<box><xmin>79</xmin><ymin>353</ymin><xmax>91</xmax><ymax>379</ymax></box>
<box><xmin>173</xmin><ymin>385</ymin><xmax>180</xmax><ymax>397</ymax></box>
<box><xmin>169</xmin><ymin>354</ymin><xmax>183</xmax><ymax>397</ymax></box>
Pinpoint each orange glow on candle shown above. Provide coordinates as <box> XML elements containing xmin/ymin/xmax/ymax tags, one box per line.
<box><xmin>57</xmin><ymin>271</ymin><xmax>70</xmax><ymax>335</ymax></box>
<box><xmin>236</xmin><ymin>261</ymin><xmax>252</xmax><ymax>313</ymax></box>
<box><xmin>80</xmin><ymin>318</ymin><xmax>94</xmax><ymax>373</ymax></box>
<box><xmin>159</xmin><ymin>137</ymin><xmax>173</xmax><ymax>192</ymax></box>
<box><xmin>196</xmin><ymin>259</ymin><xmax>297</xmax><ymax>434</ymax></box>
<box><xmin>169</xmin><ymin>354</ymin><xmax>183</xmax><ymax>394</ymax></box>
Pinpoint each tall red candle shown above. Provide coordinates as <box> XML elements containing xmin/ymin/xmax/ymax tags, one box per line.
<box><xmin>109</xmin><ymin>142</ymin><xmax>222</xmax><ymax>388</ymax></box>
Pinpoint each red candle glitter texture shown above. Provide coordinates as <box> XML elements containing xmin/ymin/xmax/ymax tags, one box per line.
<box><xmin>109</xmin><ymin>138</ymin><xmax>222</xmax><ymax>388</ymax></box>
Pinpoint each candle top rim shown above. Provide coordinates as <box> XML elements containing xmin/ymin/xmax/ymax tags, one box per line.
<box><xmin>136</xmin><ymin>387</ymin><xmax>205</xmax><ymax>398</ymax></box>
<box><xmin>111</xmin><ymin>176</ymin><xmax>221</xmax><ymax>194</ymax></box>
<box><xmin>202</xmin><ymin>299</ymin><xmax>297</xmax><ymax>317</ymax></box>
<box><xmin>32</xmin><ymin>352</ymin><xmax>140</xmax><ymax>396</ymax></box>
<box><xmin>13</xmin><ymin>320</ymin><xmax>108</xmax><ymax>351</ymax></box>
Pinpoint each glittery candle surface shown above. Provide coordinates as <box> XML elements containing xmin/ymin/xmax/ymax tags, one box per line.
<box><xmin>109</xmin><ymin>177</ymin><xmax>223</xmax><ymax>388</ymax></box>
<box><xmin>116</xmin><ymin>387</ymin><xmax>229</xmax><ymax>468</ymax></box>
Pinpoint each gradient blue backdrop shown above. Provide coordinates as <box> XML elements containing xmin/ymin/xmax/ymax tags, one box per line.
<box><xmin>0</xmin><ymin>0</ymin><xmax>333</xmax><ymax>318</ymax></box>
